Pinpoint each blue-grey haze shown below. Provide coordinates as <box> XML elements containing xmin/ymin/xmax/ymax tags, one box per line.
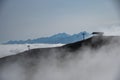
<box><xmin>0</xmin><ymin>0</ymin><xmax>119</xmax><ymax>43</ymax></box>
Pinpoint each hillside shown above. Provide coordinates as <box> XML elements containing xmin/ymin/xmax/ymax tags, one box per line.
<box><xmin>0</xmin><ymin>36</ymin><xmax>119</xmax><ymax>60</ymax></box>
<box><xmin>0</xmin><ymin>36</ymin><xmax>120</xmax><ymax>80</ymax></box>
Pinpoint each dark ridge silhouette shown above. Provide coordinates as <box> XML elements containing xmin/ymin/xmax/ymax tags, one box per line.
<box><xmin>62</xmin><ymin>36</ymin><xmax>114</xmax><ymax>51</ymax></box>
<box><xmin>0</xmin><ymin>36</ymin><xmax>119</xmax><ymax>63</ymax></box>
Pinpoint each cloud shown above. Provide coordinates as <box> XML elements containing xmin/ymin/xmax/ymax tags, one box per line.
<box><xmin>93</xmin><ymin>24</ymin><xmax>120</xmax><ymax>36</ymax></box>
<box><xmin>1</xmin><ymin>37</ymin><xmax>120</xmax><ymax>80</ymax></box>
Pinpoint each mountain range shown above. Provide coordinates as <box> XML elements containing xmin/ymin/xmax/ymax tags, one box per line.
<box><xmin>5</xmin><ymin>31</ymin><xmax>91</xmax><ymax>44</ymax></box>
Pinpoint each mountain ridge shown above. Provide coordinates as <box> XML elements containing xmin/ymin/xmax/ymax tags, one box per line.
<box><xmin>5</xmin><ymin>31</ymin><xmax>91</xmax><ymax>44</ymax></box>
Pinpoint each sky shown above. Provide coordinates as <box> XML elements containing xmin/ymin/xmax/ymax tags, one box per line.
<box><xmin>0</xmin><ymin>0</ymin><xmax>120</xmax><ymax>43</ymax></box>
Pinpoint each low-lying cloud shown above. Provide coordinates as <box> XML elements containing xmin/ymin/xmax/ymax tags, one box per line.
<box><xmin>1</xmin><ymin>37</ymin><xmax>120</xmax><ymax>80</ymax></box>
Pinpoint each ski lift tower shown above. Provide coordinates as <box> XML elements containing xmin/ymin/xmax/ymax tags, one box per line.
<box><xmin>27</xmin><ymin>45</ymin><xmax>30</xmax><ymax>51</ymax></box>
<box><xmin>81</xmin><ymin>32</ymin><xmax>86</xmax><ymax>40</ymax></box>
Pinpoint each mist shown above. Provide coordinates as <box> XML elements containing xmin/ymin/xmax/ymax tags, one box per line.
<box><xmin>0</xmin><ymin>37</ymin><xmax>120</xmax><ymax>80</ymax></box>
<box><xmin>33</xmin><ymin>43</ymin><xmax>120</xmax><ymax>80</ymax></box>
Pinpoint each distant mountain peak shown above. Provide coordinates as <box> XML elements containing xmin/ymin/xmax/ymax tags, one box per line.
<box><xmin>5</xmin><ymin>32</ymin><xmax>91</xmax><ymax>44</ymax></box>
<box><xmin>51</xmin><ymin>33</ymin><xmax>70</xmax><ymax>38</ymax></box>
